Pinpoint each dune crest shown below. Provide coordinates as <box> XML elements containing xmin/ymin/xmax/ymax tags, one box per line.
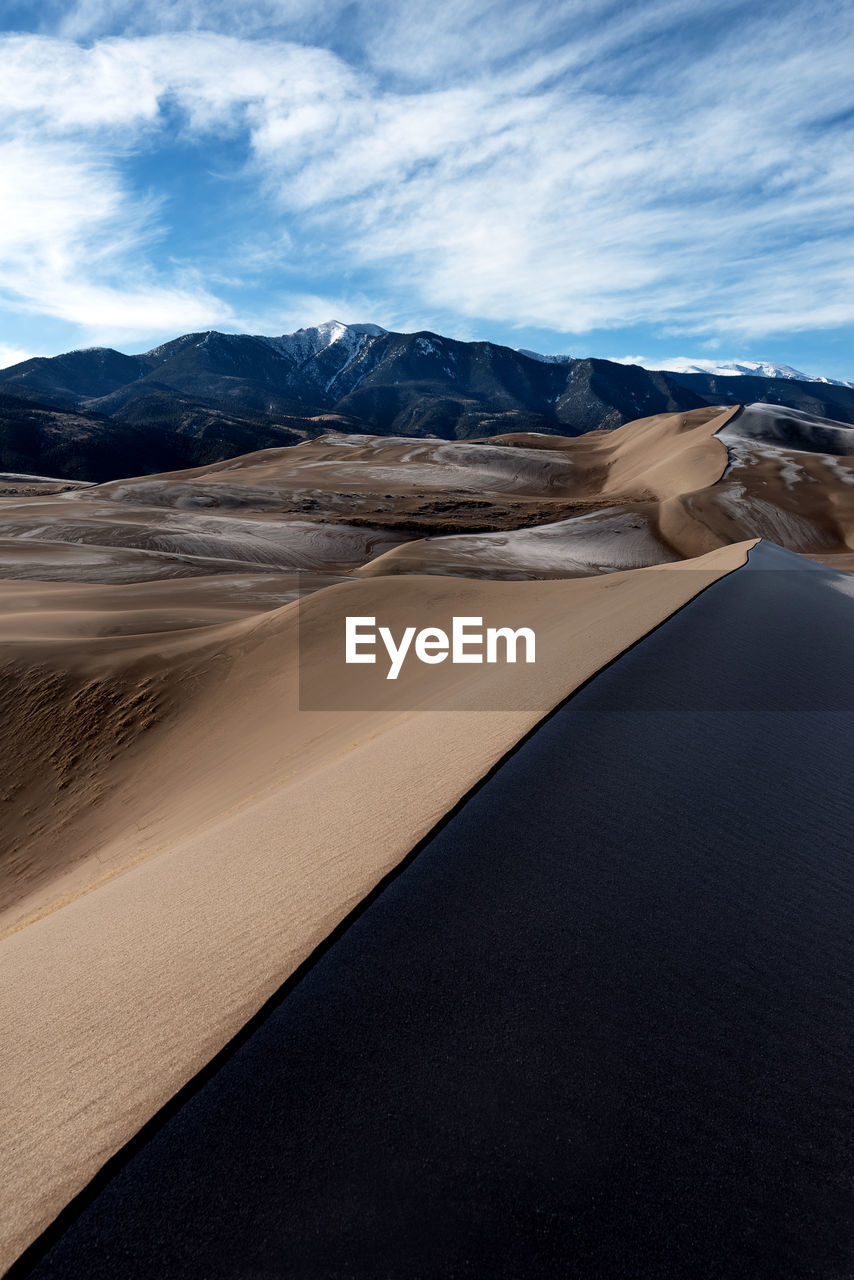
<box><xmin>0</xmin><ymin>542</ymin><xmax>752</xmax><ymax>1273</ymax></box>
<box><xmin>2</xmin><ymin>400</ymin><xmax>852</xmax><ymax>1272</ymax></box>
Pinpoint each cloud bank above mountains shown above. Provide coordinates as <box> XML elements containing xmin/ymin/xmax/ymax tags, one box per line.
<box><xmin>1</xmin><ymin>0</ymin><xmax>853</xmax><ymax>369</ymax></box>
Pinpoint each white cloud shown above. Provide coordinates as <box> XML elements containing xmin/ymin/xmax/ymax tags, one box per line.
<box><xmin>0</xmin><ymin>33</ymin><xmax>356</xmax><ymax>345</ymax></box>
<box><xmin>241</xmin><ymin>3</ymin><xmax>854</xmax><ymax>337</ymax></box>
<box><xmin>1</xmin><ymin>4</ymin><xmax>854</xmax><ymax>349</ymax></box>
<box><xmin>52</xmin><ymin>0</ymin><xmax>328</xmax><ymax>41</ymax></box>
<box><xmin>0</xmin><ymin>132</ymin><xmax>235</xmax><ymax>343</ymax></box>
<box><xmin>0</xmin><ymin>344</ymin><xmax>38</xmax><ymax>368</ymax></box>
<box><xmin>234</xmin><ymin>290</ymin><xmax>397</xmax><ymax>338</ymax></box>
<box><xmin>624</xmin><ymin>357</ymin><xmax>745</xmax><ymax>373</ymax></box>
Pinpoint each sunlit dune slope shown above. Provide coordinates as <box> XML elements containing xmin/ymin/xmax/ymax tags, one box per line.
<box><xmin>0</xmin><ymin>406</ymin><xmax>733</xmax><ymax>588</ymax></box>
<box><xmin>1</xmin><ymin>402</ymin><xmax>849</xmax><ymax>587</ymax></box>
<box><xmin>359</xmin><ymin>404</ymin><xmax>854</xmax><ymax>577</ymax></box>
<box><xmin>662</xmin><ymin>404</ymin><xmax>854</xmax><ymax>567</ymax></box>
<box><xmin>0</xmin><ymin>542</ymin><xmax>752</xmax><ymax>1273</ymax></box>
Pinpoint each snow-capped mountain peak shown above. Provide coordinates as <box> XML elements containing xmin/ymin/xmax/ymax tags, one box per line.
<box><xmin>658</xmin><ymin>357</ymin><xmax>812</xmax><ymax>379</ymax></box>
<box><xmin>621</xmin><ymin>355</ymin><xmax>854</xmax><ymax>388</ymax></box>
<box><xmin>258</xmin><ymin>320</ymin><xmax>386</xmax><ymax>367</ymax></box>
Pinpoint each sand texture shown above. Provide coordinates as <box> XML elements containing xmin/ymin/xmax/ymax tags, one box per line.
<box><xmin>357</xmin><ymin>404</ymin><xmax>854</xmax><ymax>577</ymax></box>
<box><xmin>4</xmin><ymin>399</ymin><xmax>852</xmax><ymax>1272</ymax></box>
<box><xmin>24</xmin><ymin>545</ymin><xmax>854</xmax><ymax>1280</ymax></box>
<box><xmin>0</xmin><ymin>404</ymin><xmax>850</xmax><ymax>589</ymax></box>
<box><xmin>0</xmin><ymin>542</ymin><xmax>750</xmax><ymax>1273</ymax></box>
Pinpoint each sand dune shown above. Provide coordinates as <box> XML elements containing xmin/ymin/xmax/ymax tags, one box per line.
<box><xmin>2</xmin><ymin>397</ymin><xmax>853</xmax><ymax>1273</ymax></box>
<box><xmin>31</xmin><ymin>547</ymin><xmax>854</xmax><ymax>1280</ymax></box>
<box><xmin>660</xmin><ymin>405</ymin><xmax>854</xmax><ymax>567</ymax></box>
<box><xmin>492</xmin><ymin>403</ymin><xmax>734</xmax><ymax>499</ymax></box>
<box><xmin>90</xmin><ymin>433</ymin><xmax>583</xmax><ymax>506</ymax></box>
<box><xmin>357</xmin><ymin>504</ymin><xmax>680</xmax><ymax>579</ymax></box>
<box><xmin>353</xmin><ymin>408</ymin><xmax>733</xmax><ymax>577</ymax></box>
<box><xmin>353</xmin><ymin>405</ymin><xmax>854</xmax><ymax>579</ymax></box>
<box><xmin>0</xmin><ymin>535</ymin><xmax>344</xmax><ymax>584</ymax></box>
<box><xmin>720</xmin><ymin>402</ymin><xmax>854</xmax><ymax>454</ymax></box>
<box><xmin>0</xmin><ymin>408</ymin><xmax>734</xmax><ymax>594</ymax></box>
<box><xmin>0</xmin><ymin>474</ymin><xmax>93</xmax><ymax>498</ymax></box>
<box><xmin>0</xmin><ymin>543</ymin><xmax>751</xmax><ymax>1273</ymax></box>
<box><xmin>0</xmin><ymin>491</ymin><xmax>406</xmax><ymax>585</ymax></box>
<box><xmin>0</xmin><ymin>404</ymin><xmax>849</xmax><ymax>593</ymax></box>
<box><xmin>0</xmin><ymin>573</ymin><xmax>321</xmax><ymax>924</ymax></box>
<box><xmin>0</xmin><ymin>474</ymin><xmax>85</xmax><ymax>484</ymax></box>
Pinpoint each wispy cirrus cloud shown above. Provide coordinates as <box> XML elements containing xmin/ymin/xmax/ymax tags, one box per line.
<box><xmin>0</xmin><ymin>129</ymin><xmax>236</xmax><ymax>342</ymax></box>
<box><xmin>242</xmin><ymin>2</ymin><xmax>854</xmax><ymax>338</ymax></box>
<box><xmin>0</xmin><ymin>32</ymin><xmax>354</xmax><ymax>344</ymax></box>
<box><xmin>0</xmin><ymin>1</ymin><xmax>853</xmax><ymax>357</ymax></box>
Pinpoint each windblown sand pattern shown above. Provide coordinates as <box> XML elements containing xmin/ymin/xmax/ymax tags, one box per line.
<box><xmin>2</xmin><ymin>401</ymin><xmax>853</xmax><ymax>1275</ymax></box>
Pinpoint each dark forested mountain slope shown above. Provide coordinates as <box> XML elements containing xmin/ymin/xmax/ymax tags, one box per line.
<box><xmin>2</xmin><ymin>321</ymin><xmax>853</xmax><ymax>480</ymax></box>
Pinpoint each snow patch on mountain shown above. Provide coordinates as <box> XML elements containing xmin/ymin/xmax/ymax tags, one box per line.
<box><xmin>616</xmin><ymin>355</ymin><xmax>854</xmax><ymax>388</ymax></box>
<box><xmin>257</xmin><ymin>321</ymin><xmax>387</xmax><ymax>369</ymax></box>
<box><xmin>517</xmin><ymin>348</ymin><xmax>572</xmax><ymax>364</ymax></box>
<box><xmin>415</xmin><ymin>336</ymin><xmax>444</xmax><ymax>357</ymax></box>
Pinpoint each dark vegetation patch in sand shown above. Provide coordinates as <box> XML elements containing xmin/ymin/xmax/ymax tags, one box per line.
<box><xmin>278</xmin><ymin>492</ymin><xmax>645</xmax><ymax>536</ymax></box>
<box><xmin>0</xmin><ymin>484</ymin><xmax>87</xmax><ymax>497</ymax></box>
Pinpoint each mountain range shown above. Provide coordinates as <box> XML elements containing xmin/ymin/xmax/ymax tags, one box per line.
<box><xmin>624</xmin><ymin>356</ymin><xmax>854</xmax><ymax>385</ymax></box>
<box><xmin>2</xmin><ymin>320</ymin><xmax>854</xmax><ymax>482</ymax></box>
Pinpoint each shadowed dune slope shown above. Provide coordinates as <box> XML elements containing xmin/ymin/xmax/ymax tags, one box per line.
<box><xmin>0</xmin><ymin>543</ymin><xmax>750</xmax><ymax>1274</ymax></box>
<box><xmin>20</xmin><ymin>545</ymin><xmax>854</xmax><ymax>1280</ymax></box>
<box><xmin>721</xmin><ymin>402</ymin><xmax>854</xmax><ymax>453</ymax></box>
<box><xmin>660</xmin><ymin>404</ymin><xmax>854</xmax><ymax>567</ymax></box>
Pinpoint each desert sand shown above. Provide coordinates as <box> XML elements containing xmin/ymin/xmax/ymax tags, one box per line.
<box><xmin>672</xmin><ymin>404</ymin><xmax>854</xmax><ymax>566</ymax></box>
<box><xmin>0</xmin><ymin>403</ymin><xmax>849</xmax><ymax>589</ymax></box>
<box><xmin>0</xmin><ymin>541</ymin><xmax>751</xmax><ymax>1273</ymax></box>
<box><xmin>25</xmin><ymin>545</ymin><xmax>854</xmax><ymax>1280</ymax></box>
<box><xmin>3</xmin><ymin>397</ymin><xmax>853</xmax><ymax>1272</ymax></box>
<box><xmin>357</xmin><ymin>404</ymin><xmax>854</xmax><ymax>578</ymax></box>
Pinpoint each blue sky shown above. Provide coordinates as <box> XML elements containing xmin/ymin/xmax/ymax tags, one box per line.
<box><xmin>0</xmin><ymin>0</ymin><xmax>853</xmax><ymax>378</ymax></box>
